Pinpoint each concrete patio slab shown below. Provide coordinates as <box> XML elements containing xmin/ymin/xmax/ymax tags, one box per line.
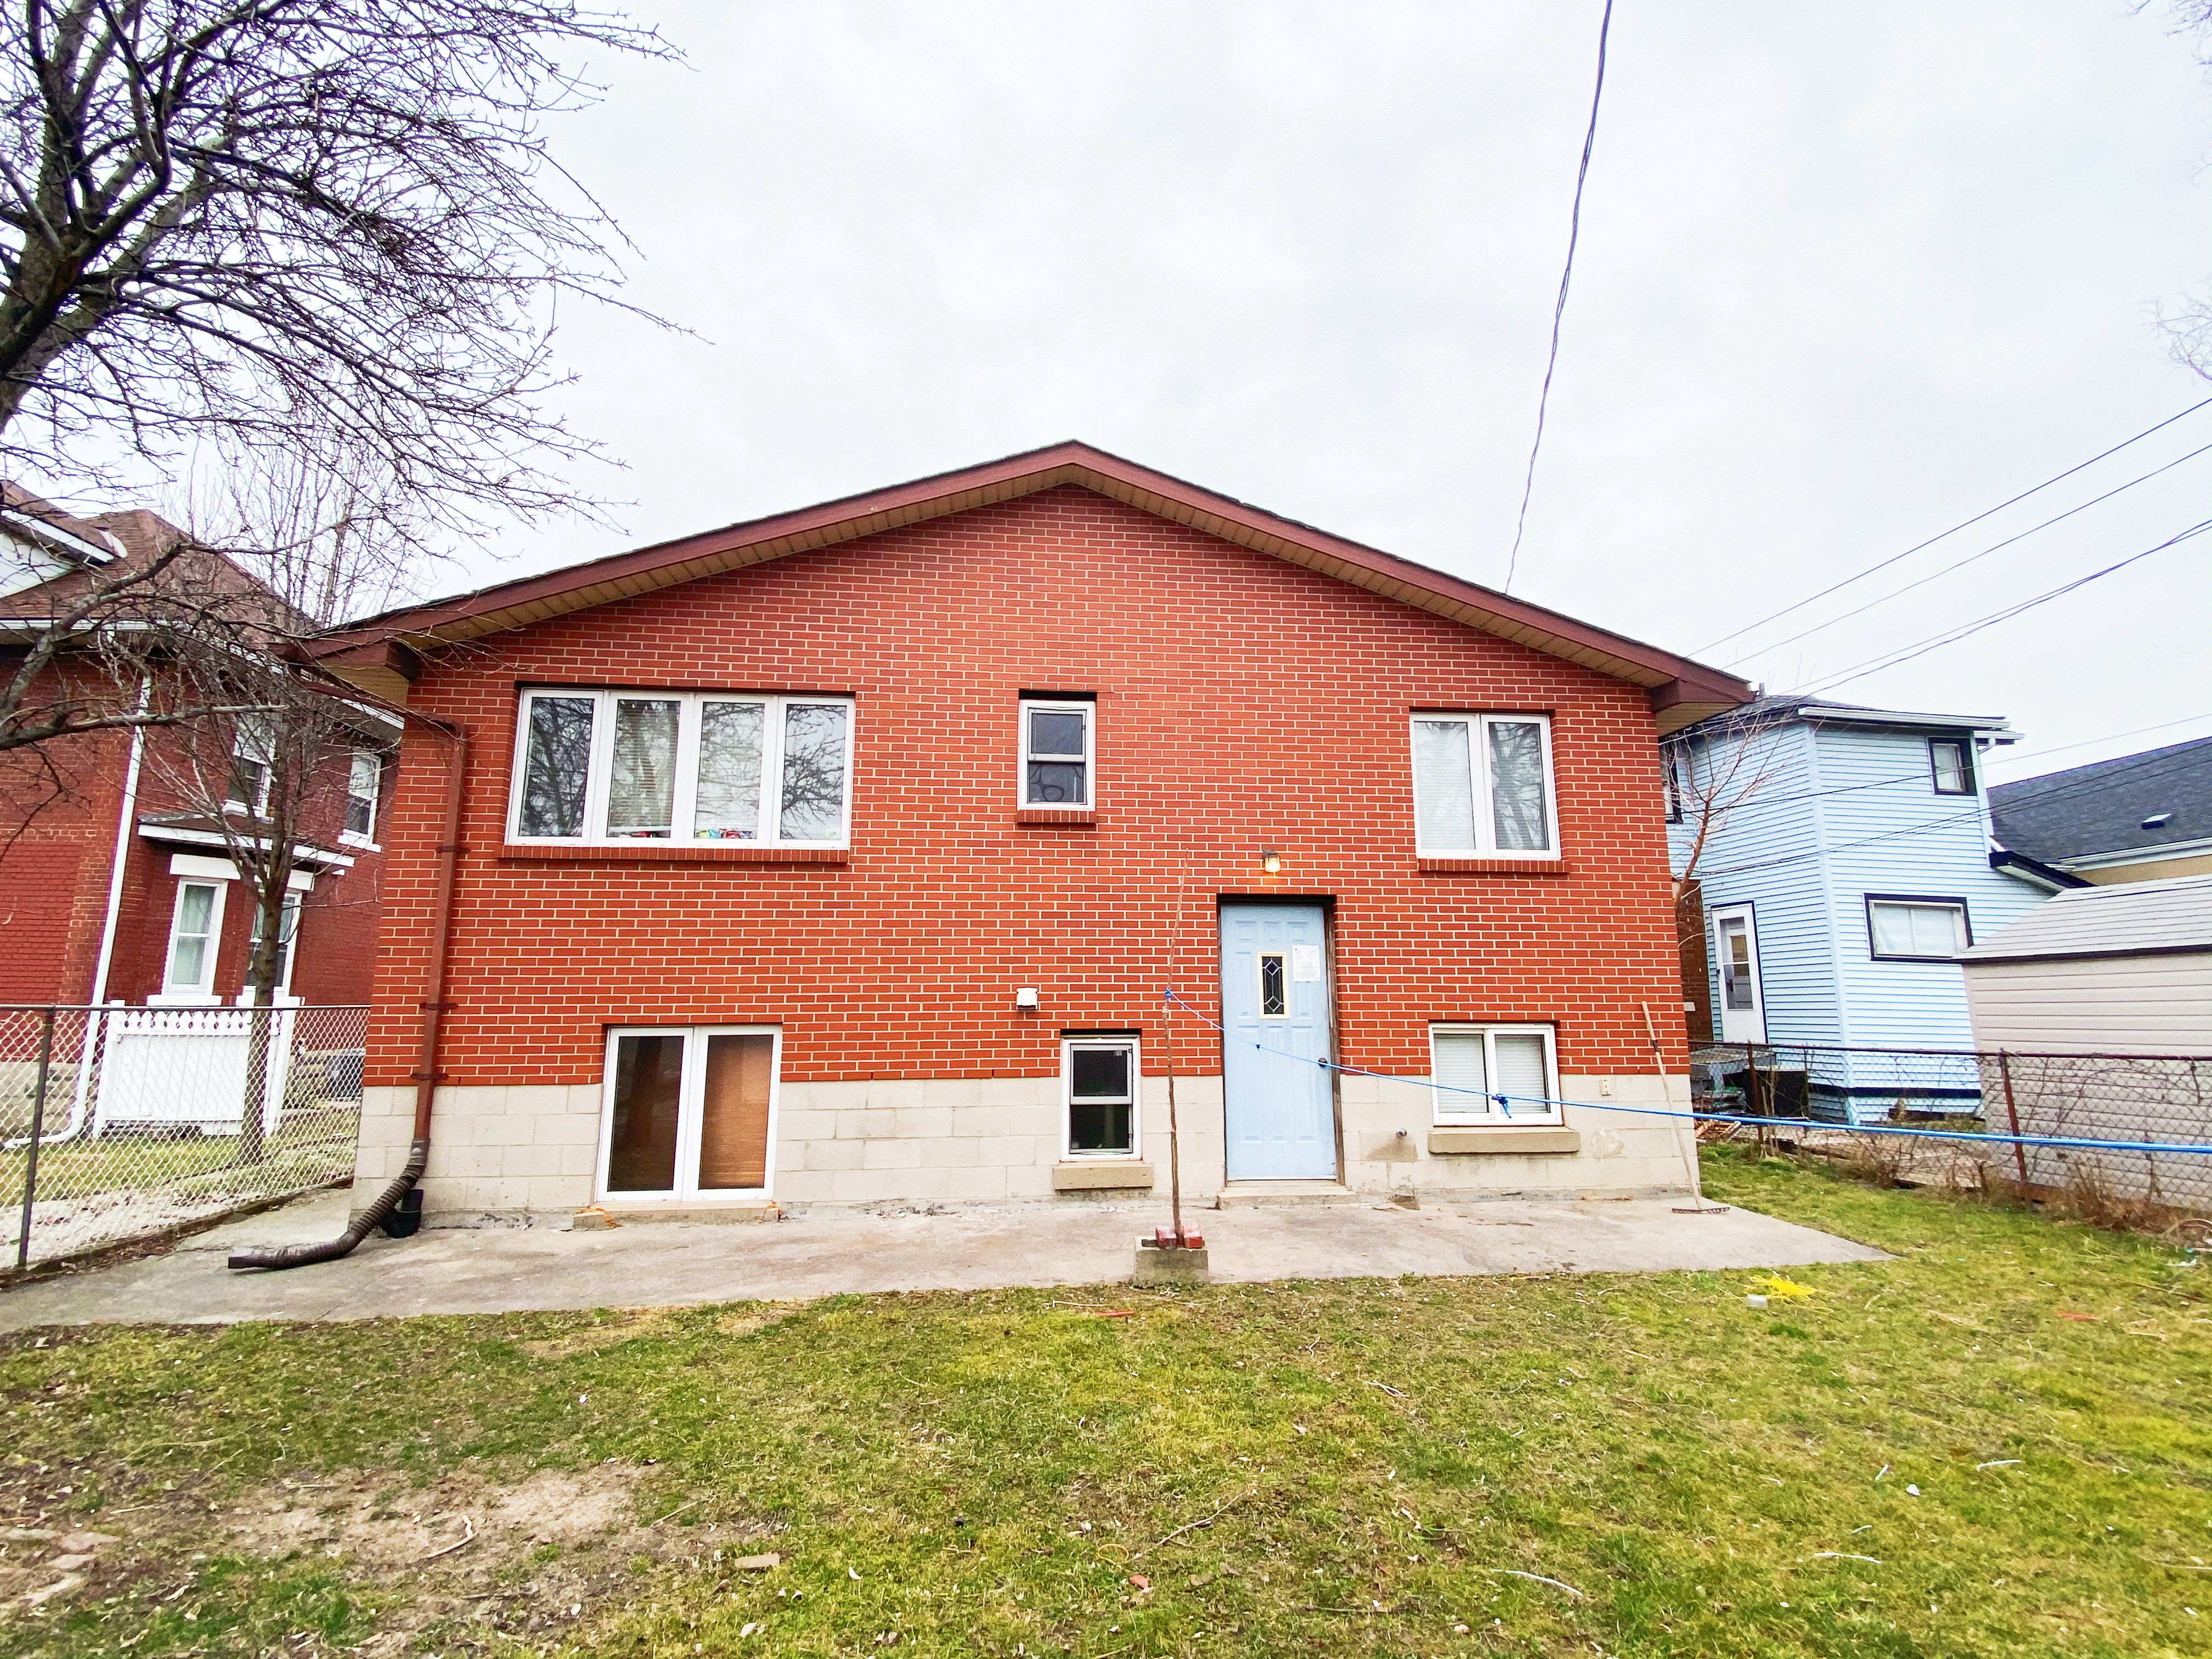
<box><xmin>0</xmin><ymin>1193</ymin><xmax>1888</xmax><ymax>1329</ymax></box>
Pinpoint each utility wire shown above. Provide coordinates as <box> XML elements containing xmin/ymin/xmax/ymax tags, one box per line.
<box><xmin>1694</xmin><ymin>396</ymin><xmax>2212</xmax><ymax>656</ymax></box>
<box><xmin>1790</xmin><ymin>517</ymin><xmax>2212</xmax><ymax>698</ymax></box>
<box><xmin>1502</xmin><ymin>0</ymin><xmax>1615</xmax><ymax>596</ymax></box>
<box><xmin>1724</xmin><ymin>436</ymin><xmax>2212</xmax><ymax>668</ymax></box>
<box><xmin>1984</xmin><ymin>710</ymin><xmax>2212</xmax><ymax>773</ymax></box>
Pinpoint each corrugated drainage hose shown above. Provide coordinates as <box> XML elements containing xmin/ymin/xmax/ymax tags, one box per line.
<box><xmin>228</xmin><ymin>1138</ymin><xmax>427</xmax><ymax>1271</ymax></box>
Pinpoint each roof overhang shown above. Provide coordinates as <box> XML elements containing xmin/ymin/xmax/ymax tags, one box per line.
<box><xmin>135</xmin><ymin>819</ymin><xmax>356</xmax><ymax>871</ymax></box>
<box><xmin>311</xmin><ymin>443</ymin><xmax>1751</xmax><ymax>733</ymax></box>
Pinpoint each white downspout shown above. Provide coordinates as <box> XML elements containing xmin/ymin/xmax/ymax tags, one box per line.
<box><xmin>58</xmin><ymin>677</ymin><xmax>150</xmax><ymax>1140</ymax></box>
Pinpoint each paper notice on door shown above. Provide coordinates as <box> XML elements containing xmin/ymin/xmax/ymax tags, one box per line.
<box><xmin>1290</xmin><ymin>944</ymin><xmax>1323</xmax><ymax>982</ymax></box>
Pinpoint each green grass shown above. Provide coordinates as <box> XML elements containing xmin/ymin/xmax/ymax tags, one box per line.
<box><xmin>4</xmin><ymin>1148</ymin><xmax>2209</xmax><ymax>1658</ymax></box>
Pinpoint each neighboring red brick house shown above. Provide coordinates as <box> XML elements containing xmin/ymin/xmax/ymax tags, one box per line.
<box><xmin>0</xmin><ymin>489</ymin><xmax>396</xmax><ymax>1012</ymax></box>
<box><xmin>315</xmin><ymin>444</ymin><xmax>1750</xmax><ymax>1221</ymax></box>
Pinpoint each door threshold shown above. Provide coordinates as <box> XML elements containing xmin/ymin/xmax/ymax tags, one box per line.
<box><xmin>1216</xmin><ymin>1180</ymin><xmax>1359</xmax><ymax>1209</ymax></box>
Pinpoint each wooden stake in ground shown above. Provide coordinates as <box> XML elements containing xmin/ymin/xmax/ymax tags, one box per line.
<box><xmin>1161</xmin><ymin>989</ymin><xmax>1184</xmax><ymax>1243</ymax></box>
<box><xmin>1643</xmin><ymin>1001</ymin><xmax>1725</xmax><ymax>1214</ymax></box>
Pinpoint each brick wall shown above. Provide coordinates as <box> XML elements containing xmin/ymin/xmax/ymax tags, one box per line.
<box><xmin>366</xmin><ymin>486</ymin><xmax>1690</xmax><ymax>1097</ymax></box>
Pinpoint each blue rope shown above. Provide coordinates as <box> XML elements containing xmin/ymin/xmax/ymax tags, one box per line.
<box><xmin>1159</xmin><ymin>988</ymin><xmax>2212</xmax><ymax>1160</ymax></box>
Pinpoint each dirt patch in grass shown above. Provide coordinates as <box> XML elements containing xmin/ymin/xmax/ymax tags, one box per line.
<box><xmin>3</xmin><ymin>1457</ymin><xmax>783</xmax><ymax>1645</ymax></box>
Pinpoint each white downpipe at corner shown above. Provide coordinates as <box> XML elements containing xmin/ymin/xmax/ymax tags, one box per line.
<box><xmin>57</xmin><ymin>676</ymin><xmax>150</xmax><ymax>1142</ymax></box>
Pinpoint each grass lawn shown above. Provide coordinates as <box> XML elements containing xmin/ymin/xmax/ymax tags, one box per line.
<box><xmin>2</xmin><ymin>1148</ymin><xmax>2208</xmax><ymax>1658</ymax></box>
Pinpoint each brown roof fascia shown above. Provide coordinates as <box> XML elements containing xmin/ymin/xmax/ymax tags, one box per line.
<box><xmin>313</xmin><ymin>442</ymin><xmax>1750</xmax><ymax>726</ymax></box>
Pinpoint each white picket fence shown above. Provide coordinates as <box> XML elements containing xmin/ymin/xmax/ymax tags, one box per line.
<box><xmin>92</xmin><ymin>1005</ymin><xmax>296</xmax><ymax>1137</ymax></box>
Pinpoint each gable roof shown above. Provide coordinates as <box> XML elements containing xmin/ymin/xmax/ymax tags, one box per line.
<box><xmin>312</xmin><ymin>441</ymin><xmax>1751</xmax><ymax>732</ymax></box>
<box><xmin>1959</xmin><ymin>871</ymin><xmax>2212</xmax><ymax>963</ymax></box>
<box><xmin>1989</xmin><ymin>735</ymin><xmax>2212</xmax><ymax>867</ymax></box>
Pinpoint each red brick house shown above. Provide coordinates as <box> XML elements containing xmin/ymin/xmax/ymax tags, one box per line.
<box><xmin>0</xmin><ymin>489</ymin><xmax>396</xmax><ymax>1013</ymax></box>
<box><xmin>315</xmin><ymin>444</ymin><xmax>1750</xmax><ymax>1222</ymax></box>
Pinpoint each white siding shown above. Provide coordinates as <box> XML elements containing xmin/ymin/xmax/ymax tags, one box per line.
<box><xmin>1963</xmin><ymin>954</ymin><xmax>2212</xmax><ymax>1056</ymax></box>
<box><xmin>1815</xmin><ymin>724</ymin><xmax>2049</xmax><ymax>1055</ymax></box>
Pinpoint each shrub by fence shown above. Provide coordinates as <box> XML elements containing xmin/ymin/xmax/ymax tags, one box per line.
<box><xmin>1692</xmin><ymin>1041</ymin><xmax>2212</xmax><ymax>1217</ymax></box>
<box><xmin>2</xmin><ymin>1003</ymin><xmax>367</xmax><ymax>1270</ymax></box>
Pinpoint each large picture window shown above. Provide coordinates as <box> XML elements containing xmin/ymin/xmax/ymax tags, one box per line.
<box><xmin>1866</xmin><ymin>896</ymin><xmax>1970</xmax><ymax>961</ymax></box>
<box><xmin>1409</xmin><ymin>713</ymin><xmax>1557</xmax><ymax>856</ymax></box>
<box><xmin>1429</xmin><ymin>1024</ymin><xmax>1560</xmax><ymax>1126</ymax></box>
<box><xmin>510</xmin><ymin>689</ymin><xmax>854</xmax><ymax>847</ymax></box>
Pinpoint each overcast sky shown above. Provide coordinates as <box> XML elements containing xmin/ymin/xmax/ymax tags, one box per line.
<box><xmin>182</xmin><ymin>3</ymin><xmax>2212</xmax><ymax>781</ymax></box>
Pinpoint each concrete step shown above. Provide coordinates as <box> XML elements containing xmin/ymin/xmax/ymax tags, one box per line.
<box><xmin>1215</xmin><ymin>1180</ymin><xmax>1362</xmax><ymax>1209</ymax></box>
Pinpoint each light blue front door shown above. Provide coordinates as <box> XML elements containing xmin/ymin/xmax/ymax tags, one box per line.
<box><xmin>1219</xmin><ymin>904</ymin><xmax>1336</xmax><ymax>1180</ymax></box>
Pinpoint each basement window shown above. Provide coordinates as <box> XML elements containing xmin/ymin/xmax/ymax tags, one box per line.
<box><xmin>1429</xmin><ymin>1024</ymin><xmax>1560</xmax><ymax>1126</ymax></box>
<box><xmin>1410</xmin><ymin>713</ymin><xmax>1557</xmax><ymax>856</ymax></box>
<box><xmin>510</xmin><ymin>689</ymin><xmax>853</xmax><ymax>847</ymax></box>
<box><xmin>1063</xmin><ymin>1037</ymin><xmax>1140</xmax><ymax>1158</ymax></box>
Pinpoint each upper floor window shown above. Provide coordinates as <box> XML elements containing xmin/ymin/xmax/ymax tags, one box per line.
<box><xmin>1663</xmin><ymin>751</ymin><xmax>1685</xmax><ymax>823</ymax></box>
<box><xmin>510</xmin><ymin>689</ymin><xmax>853</xmax><ymax>847</ymax></box>
<box><xmin>228</xmin><ymin>715</ymin><xmax>273</xmax><ymax>813</ymax></box>
<box><xmin>1410</xmin><ymin>713</ymin><xmax>1556</xmax><ymax>856</ymax></box>
<box><xmin>1430</xmin><ymin>1023</ymin><xmax>1561</xmax><ymax>1125</ymax></box>
<box><xmin>1929</xmin><ymin>738</ymin><xmax>1974</xmax><ymax>795</ymax></box>
<box><xmin>1020</xmin><ymin>698</ymin><xmax>1093</xmax><ymax>808</ymax></box>
<box><xmin>344</xmin><ymin>750</ymin><xmax>381</xmax><ymax>842</ymax></box>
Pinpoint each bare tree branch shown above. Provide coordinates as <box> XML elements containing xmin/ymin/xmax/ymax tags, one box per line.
<box><xmin>0</xmin><ymin>0</ymin><xmax>679</xmax><ymax>537</ymax></box>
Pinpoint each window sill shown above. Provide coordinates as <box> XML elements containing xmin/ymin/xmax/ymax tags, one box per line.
<box><xmin>1418</xmin><ymin>856</ymin><xmax>1572</xmax><ymax>876</ymax></box>
<box><xmin>498</xmin><ymin>843</ymin><xmax>849</xmax><ymax>865</ymax></box>
<box><xmin>1428</xmin><ymin>1127</ymin><xmax>1580</xmax><ymax>1155</ymax></box>
<box><xmin>1017</xmin><ymin>808</ymin><xmax>1097</xmax><ymax>827</ymax></box>
<box><xmin>1052</xmin><ymin>1160</ymin><xmax>1154</xmax><ymax>1191</ymax></box>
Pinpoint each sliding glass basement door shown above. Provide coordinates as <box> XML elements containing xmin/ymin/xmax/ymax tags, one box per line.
<box><xmin>597</xmin><ymin>1026</ymin><xmax>779</xmax><ymax>1201</ymax></box>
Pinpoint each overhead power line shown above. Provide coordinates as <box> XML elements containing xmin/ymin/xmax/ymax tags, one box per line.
<box><xmin>1501</xmin><ymin>0</ymin><xmax>1615</xmax><ymax>597</ymax></box>
<box><xmin>1791</xmin><ymin>517</ymin><xmax>2212</xmax><ymax>698</ymax></box>
<box><xmin>1724</xmin><ymin>436</ymin><xmax>2212</xmax><ymax>668</ymax></box>
<box><xmin>1694</xmin><ymin>396</ymin><xmax>2212</xmax><ymax>656</ymax></box>
<box><xmin>1984</xmin><ymin>710</ymin><xmax>2212</xmax><ymax>772</ymax></box>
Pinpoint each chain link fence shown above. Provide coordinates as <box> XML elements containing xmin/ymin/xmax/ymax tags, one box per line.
<box><xmin>1692</xmin><ymin>1041</ymin><xmax>2212</xmax><ymax>1217</ymax></box>
<box><xmin>3</xmin><ymin>1003</ymin><xmax>366</xmax><ymax>1271</ymax></box>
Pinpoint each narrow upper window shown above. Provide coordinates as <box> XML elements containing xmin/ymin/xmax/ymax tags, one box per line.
<box><xmin>228</xmin><ymin>716</ymin><xmax>274</xmax><ymax>813</ymax></box>
<box><xmin>1929</xmin><ymin>738</ymin><xmax>1974</xmax><ymax>795</ymax></box>
<box><xmin>1021</xmin><ymin>699</ymin><xmax>1093</xmax><ymax>808</ymax></box>
<box><xmin>344</xmin><ymin>750</ymin><xmax>381</xmax><ymax>841</ymax></box>
<box><xmin>1410</xmin><ymin>713</ymin><xmax>1557</xmax><ymax>856</ymax></box>
<box><xmin>163</xmin><ymin>881</ymin><xmax>225</xmax><ymax>999</ymax></box>
<box><xmin>1663</xmin><ymin>751</ymin><xmax>1685</xmax><ymax>823</ymax></box>
<box><xmin>1429</xmin><ymin>1024</ymin><xmax>1560</xmax><ymax>1125</ymax></box>
<box><xmin>1064</xmin><ymin>1037</ymin><xmax>1139</xmax><ymax>1158</ymax></box>
<box><xmin>510</xmin><ymin>689</ymin><xmax>854</xmax><ymax>847</ymax></box>
<box><xmin>1866</xmin><ymin>898</ymin><xmax>1970</xmax><ymax>961</ymax></box>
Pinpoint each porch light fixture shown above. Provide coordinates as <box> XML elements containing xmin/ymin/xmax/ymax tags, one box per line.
<box><xmin>1261</xmin><ymin>849</ymin><xmax>1283</xmax><ymax>875</ymax></box>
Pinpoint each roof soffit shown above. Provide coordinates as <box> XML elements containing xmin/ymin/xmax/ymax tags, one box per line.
<box><xmin>328</xmin><ymin>445</ymin><xmax>1748</xmax><ymax>704</ymax></box>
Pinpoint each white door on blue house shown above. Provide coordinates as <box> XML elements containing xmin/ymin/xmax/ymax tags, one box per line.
<box><xmin>1713</xmin><ymin>906</ymin><xmax>1767</xmax><ymax>1045</ymax></box>
<box><xmin>1218</xmin><ymin>903</ymin><xmax>1337</xmax><ymax>1180</ymax></box>
<box><xmin>597</xmin><ymin>1026</ymin><xmax>779</xmax><ymax>1201</ymax></box>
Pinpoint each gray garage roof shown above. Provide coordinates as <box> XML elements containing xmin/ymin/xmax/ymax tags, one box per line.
<box><xmin>1959</xmin><ymin>871</ymin><xmax>2212</xmax><ymax>963</ymax></box>
<box><xmin>1989</xmin><ymin>735</ymin><xmax>2212</xmax><ymax>865</ymax></box>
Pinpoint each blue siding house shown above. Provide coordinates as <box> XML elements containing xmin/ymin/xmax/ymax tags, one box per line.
<box><xmin>1663</xmin><ymin>697</ymin><xmax>2074</xmax><ymax>1120</ymax></box>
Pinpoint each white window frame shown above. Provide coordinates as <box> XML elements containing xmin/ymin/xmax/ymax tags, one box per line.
<box><xmin>1408</xmin><ymin>712</ymin><xmax>1559</xmax><ymax>857</ymax></box>
<box><xmin>156</xmin><ymin>879</ymin><xmax>228</xmax><ymax>1005</ymax></box>
<box><xmin>245</xmin><ymin>890</ymin><xmax>303</xmax><ymax>998</ymax></box>
<box><xmin>1019</xmin><ymin>698</ymin><xmax>1094</xmax><ymax>809</ymax></box>
<box><xmin>1428</xmin><ymin>1023</ymin><xmax>1562</xmax><ymax>1126</ymax></box>
<box><xmin>507</xmin><ymin>689</ymin><xmax>856</xmax><ymax>849</ymax></box>
<box><xmin>1865</xmin><ymin>896</ymin><xmax>1971</xmax><ymax>962</ymax></box>
<box><xmin>226</xmin><ymin>715</ymin><xmax>274</xmax><ymax>814</ymax></box>
<box><xmin>342</xmin><ymin>749</ymin><xmax>382</xmax><ymax>846</ymax></box>
<box><xmin>1060</xmin><ymin>1035</ymin><xmax>1142</xmax><ymax>1160</ymax></box>
<box><xmin>594</xmin><ymin>1024</ymin><xmax>783</xmax><ymax>1203</ymax></box>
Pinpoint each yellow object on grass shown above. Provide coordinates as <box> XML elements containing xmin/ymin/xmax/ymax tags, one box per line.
<box><xmin>1753</xmin><ymin>1273</ymin><xmax>1815</xmax><ymax>1300</ymax></box>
